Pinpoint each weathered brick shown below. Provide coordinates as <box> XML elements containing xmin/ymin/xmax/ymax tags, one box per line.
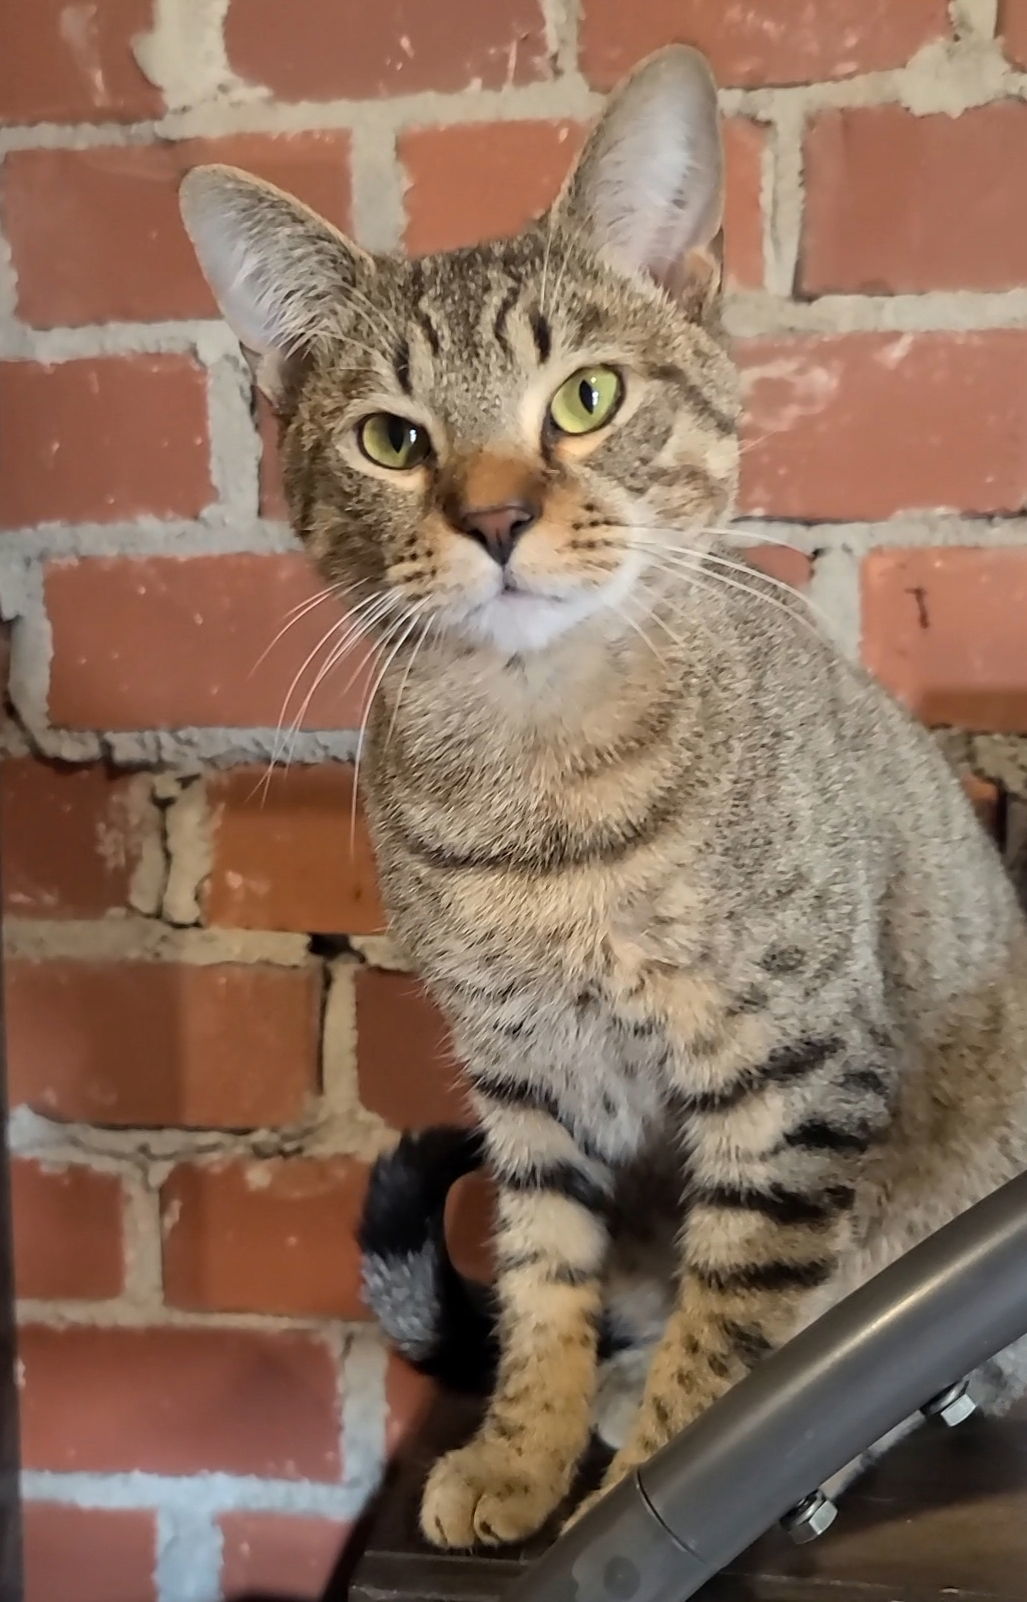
<box><xmin>24</xmin><ymin>1504</ymin><xmax>157</xmax><ymax>1602</ymax></box>
<box><xmin>743</xmin><ymin>544</ymin><xmax>813</xmax><ymax>589</ymax></box>
<box><xmin>4</xmin><ymin>132</ymin><xmax>352</xmax><ymax>328</ymax></box>
<box><xmin>204</xmin><ymin>765</ymin><xmax>385</xmax><ymax>935</ymax></box>
<box><xmin>802</xmin><ymin>105</ymin><xmax>1027</xmax><ymax>295</ymax></box>
<box><xmin>13</xmin><ymin>1160</ymin><xmax>125</xmax><ymax>1301</ymax></box>
<box><xmin>0</xmin><ymin>0</ymin><xmax>161</xmax><ymax>126</ymax></box>
<box><xmin>401</xmin><ymin>121</ymin><xmax>583</xmax><ymax>256</ymax></box>
<box><xmin>1000</xmin><ymin>0</ymin><xmax>1027</xmax><ymax>67</ymax></box>
<box><xmin>0</xmin><ymin>358</ymin><xmax>211</xmax><ymax>528</ymax></box>
<box><xmin>385</xmin><ymin>1352</ymin><xmax>438</xmax><ymax>1455</ymax></box>
<box><xmin>45</xmin><ymin>555</ymin><xmax>370</xmax><ymax>731</ymax></box>
<box><xmin>224</xmin><ymin>0</ymin><xmax>549</xmax><ymax>99</ymax></box>
<box><xmin>963</xmin><ymin>775</ymin><xmax>1002</xmax><ymax>837</ymax></box>
<box><xmin>355</xmin><ymin>969</ymin><xmax>467</xmax><ymax>1129</ymax></box>
<box><xmin>162</xmin><ymin>1157</ymin><xmax>370</xmax><ymax>1318</ymax></box>
<box><xmin>258</xmin><ymin>393</ymin><xmax>288</xmax><ymax>518</ymax></box>
<box><xmin>580</xmin><ymin>0</ymin><xmax>950</xmax><ymax>88</ymax></box>
<box><xmin>219</xmin><ymin>1513</ymin><xmax>350</xmax><ymax>1601</ymax></box>
<box><xmin>1</xmin><ymin>759</ymin><xmax>150</xmax><ymax>919</ymax></box>
<box><xmin>6</xmin><ymin>959</ymin><xmax>319</xmax><ymax>1128</ymax></box>
<box><xmin>862</xmin><ymin>548</ymin><xmax>1027</xmax><ymax>734</ymax></box>
<box><xmin>19</xmin><ymin>1324</ymin><xmax>341</xmax><ymax>1478</ymax></box>
<box><xmin>401</xmin><ymin>118</ymin><xmax>766</xmax><ymax>288</ymax></box>
<box><xmin>446</xmin><ymin>1172</ymin><xmax>496</xmax><ymax>1283</ymax></box>
<box><xmin>739</xmin><ymin>333</ymin><xmax>1027</xmax><ymax>521</ymax></box>
<box><xmin>722</xmin><ymin>119</ymin><xmax>767</xmax><ymax>290</ymax></box>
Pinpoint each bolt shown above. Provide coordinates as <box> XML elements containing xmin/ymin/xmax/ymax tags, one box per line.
<box><xmin>781</xmin><ymin>1491</ymin><xmax>838</xmax><ymax>1545</ymax></box>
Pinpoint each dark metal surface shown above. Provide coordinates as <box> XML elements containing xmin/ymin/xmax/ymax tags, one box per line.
<box><xmin>345</xmin><ymin>1389</ymin><xmax>1027</xmax><ymax>1602</ymax></box>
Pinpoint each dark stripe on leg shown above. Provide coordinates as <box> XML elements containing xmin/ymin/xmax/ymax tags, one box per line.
<box><xmin>694</xmin><ymin>1180</ymin><xmax>854</xmax><ymax>1227</ymax></box>
<box><xmin>680</xmin><ymin>1035</ymin><xmax>842</xmax><ymax>1114</ymax></box>
<box><xmin>718</xmin><ymin>1318</ymin><xmax>773</xmax><ymax>1365</ymax></box>
<box><xmin>694</xmin><ymin>1258</ymin><xmax>834</xmax><ymax>1294</ymax></box>
<box><xmin>784</xmin><ymin>1119</ymin><xmax>875</xmax><ymax>1154</ymax></box>
<box><xmin>502</xmin><ymin>1162</ymin><xmax>608</xmax><ymax>1216</ymax></box>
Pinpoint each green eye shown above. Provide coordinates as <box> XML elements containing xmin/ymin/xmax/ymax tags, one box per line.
<box><xmin>548</xmin><ymin>366</ymin><xmax>623</xmax><ymax>436</ymax></box>
<box><xmin>357</xmin><ymin>413</ymin><xmax>432</xmax><ymax>469</ymax></box>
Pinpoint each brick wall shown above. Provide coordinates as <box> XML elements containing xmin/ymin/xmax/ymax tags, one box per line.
<box><xmin>3</xmin><ymin>2</ymin><xmax>1027</xmax><ymax>1599</ymax></box>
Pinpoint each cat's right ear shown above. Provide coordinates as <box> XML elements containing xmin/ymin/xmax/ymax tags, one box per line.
<box><xmin>179</xmin><ymin>164</ymin><xmax>371</xmax><ymax>402</ymax></box>
<box><xmin>553</xmin><ymin>45</ymin><xmax>724</xmax><ymax>316</ymax></box>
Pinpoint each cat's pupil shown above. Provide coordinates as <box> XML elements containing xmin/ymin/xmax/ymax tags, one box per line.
<box><xmin>578</xmin><ymin>379</ymin><xmax>598</xmax><ymax>414</ymax></box>
<box><xmin>387</xmin><ymin>416</ymin><xmax>410</xmax><ymax>454</ymax></box>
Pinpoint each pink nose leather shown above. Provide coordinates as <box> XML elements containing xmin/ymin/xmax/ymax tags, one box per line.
<box><xmin>458</xmin><ymin>501</ymin><xmax>539</xmax><ymax>566</ymax></box>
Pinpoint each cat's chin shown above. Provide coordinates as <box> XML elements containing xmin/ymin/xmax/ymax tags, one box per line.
<box><xmin>453</xmin><ymin>589</ymin><xmax>603</xmax><ymax>656</ymax></box>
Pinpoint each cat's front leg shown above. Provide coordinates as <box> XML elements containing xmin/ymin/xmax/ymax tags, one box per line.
<box><xmin>421</xmin><ymin>1095</ymin><xmax>612</xmax><ymax>1548</ymax></box>
<box><xmin>572</xmin><ymin>1026</ymin><xmax>889</xmax><ymax>1520</ymax></box>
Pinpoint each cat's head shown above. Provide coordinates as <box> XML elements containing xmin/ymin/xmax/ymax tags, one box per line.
<box><xmin>181</xmin><ymin>46</ymin><xmax>738</xmax><ymax>659</ymax></box>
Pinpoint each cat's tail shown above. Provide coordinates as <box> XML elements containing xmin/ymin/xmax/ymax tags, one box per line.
<box><xmin>357</xmin><ymin>1125</ymin><xmax>499</xmax><ymax>1394</ymax></box>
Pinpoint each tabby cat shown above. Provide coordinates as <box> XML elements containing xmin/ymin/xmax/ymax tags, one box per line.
<box><xmin>181</xmin><ymin>45</ymin><xmax>1027</xmax><ymax>1549</ymax></box>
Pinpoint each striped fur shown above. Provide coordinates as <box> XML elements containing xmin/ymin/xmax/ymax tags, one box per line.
<box><xmin>184</xmin><ymin>46</ymin><xmax>1027</xmax><ymax>1551</ymax></box>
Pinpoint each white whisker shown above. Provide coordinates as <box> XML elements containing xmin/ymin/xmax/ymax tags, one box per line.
<box><xmin>639</xmin><ymin>546</ymin><xmax>822</xmax><ymax>641</ymax></box>
<box><xmin>250</xmin><ymin>577</ymin><xmax>371</xmax><ymax>678</ymax></box>
<box><xmin>630</xmin><ymin>537</ymin><xmax>827</xmax><ymax>637</ymax></box>
<box><xmin>349</xmin><ymin>602</ymin><xmax>430</xmax><ymax>851</ymax></box>
<box><xmin>384</xmin><ymin>613</ymin><xmax>435</xmax><ymax>752</ymax></box>
<box><xmin>287</xmin><ymin>593</ymin><xmax>401</xmax><ymax>737</ymax></box>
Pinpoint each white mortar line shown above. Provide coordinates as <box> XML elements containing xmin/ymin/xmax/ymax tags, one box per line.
<box><xmin>339</xmin><ymin>1329</ymin><xmax>390</xmax><ymax>1503</ymax></box>
<box><xmin>3</xmin><ymin>915</ymin><xmax>315</xmax><ymax>963</ymax></box>
<box><xmin>22</xmin><ymin>1465</ymin><xmax>373</xmax><ymax>1517</ymax></box>
<box><xmin>156</xmin><ymin>1507</ymin><xmax>224</xmax><ymax>1602</ymax></box>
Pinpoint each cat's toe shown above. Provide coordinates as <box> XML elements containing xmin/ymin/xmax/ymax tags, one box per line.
<box><xmin>420</xmin><ymin>1445</ymin><xmax>560</xmax><ymax>1549</ymax></box>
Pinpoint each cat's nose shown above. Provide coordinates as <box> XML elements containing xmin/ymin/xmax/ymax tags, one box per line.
<box><xmin>457</xmin><ymin>501</ymin><xmax>539</xmax><ymax>567</ymax></box>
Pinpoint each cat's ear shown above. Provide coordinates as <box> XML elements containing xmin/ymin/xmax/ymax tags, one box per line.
<box><xmin>179</xmin><ymin>164</ymin><xmax>371</xmax><ymax>401</ymax></box>
<box><xmin>554</xmin><ymin>45</ymin><xmax>724</xmax><ymax>314</ymax></box>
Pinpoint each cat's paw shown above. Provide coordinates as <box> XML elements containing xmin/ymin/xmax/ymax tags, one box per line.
<box><xmin>420</xmin><ymin>1443</ymin><xmax>562</xmax><ymax>1549</ymax></box>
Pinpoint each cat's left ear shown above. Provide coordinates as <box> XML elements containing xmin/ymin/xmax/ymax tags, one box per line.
<box><xmin>553</xmin><ymin>45</ymin><xmax>724</xmax><ymax>316</ymax></box>
<box><xmin>180</xmin><ymin>164</ymin><xmax>373</xmax><ymax>403</ymax></box>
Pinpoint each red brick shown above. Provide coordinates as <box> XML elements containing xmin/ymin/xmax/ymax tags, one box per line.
<box><xmin>385</xmin><ymin>1353</ymin><xmax>437</xmax><ymax>1456</ymax></box>
<box><xmin>402</xmin><ymin>120</ymin><xmax>583</xmax><ymax>256</ymax></box>
<box><xmin>6</xmin><ymin>959</ymin><xmax>318</xmax><ymax>1128</ymax></box>
<box><xmin>1</xmin><ymin>759</ymin><xmax>149</xmax><ymax>918</ymax></box>
<box><xmin>862</xmin><ymin>548</ymin><xmax>1027</xmax><ymax>734</ymax></box>
<box><xmin>722</xmin><ymin>120</ymin><xmax>767</xmax><ymax>290</ymax></box>
<box><xmin>258</xmin><ymin>394</ymin><xmax>288</xmax><ymax>518</ymax></box>
<box><xmin>162</xmin><ymin>1157</ymin><xmax>370</xmax><ymax>1318</ymax></box>
<box><xmin>24</xmin><ymin>1504</ymin><xmax>157</xmax><ymax>1602</ymax></box>
<box><xmin>4</xmin><ymin>133</ymin><xmax>352</xmax><ymax>329</ymax></box>
<box><xmin>400</xmin><ymin>117</ymin><xmax>765</xmax><ymax>288</ymax></box>
<box><xmin>963</xmin><ymin>775</ymin><xmax>1002</xmax><ymax>836</ymax></box>
<box><xmin>0</xmin><ymin>358</ymin><xmax>211</xmax><ymax>528</ymax></box>
<box><xmin>204</xmin><ymin>765</ymin><xmax>385</xmax><ymax>935</ymax></box>
<box><xmin>219</xmin><ymin>1513</ymin><xmax>350</xmax><ymax>1601</ymax></box>
<box><xmin>355</xmin><ymin>969</ymin><xmax>466</xmax><ymax>1129</ymax></box>
<box><xmin>743</xmin><ymin>544</ymin><xmax>812</xmax><ymax>589</ymax></box>
<box><xmin>802</xmin><ymin>105</ymin><xmax>1027</xmax><ymax>296</ymax></box>
<box><xmin>1001</xmin><ymin>0</ymin><xmax>1027</xmax><ymax>67</ymax></box>
<box><xmin>580</xmin><ymin>0</ymin><xmax>950</xmax><ymax>88</ymax></box>
<box><xmin>13</xmin><ymin>1160</ymin><xmax>124</xmax><ymax>1301</ymax></box>
<box><xmin>19</xmin><ymin>1324</ymin><xmax>341</xmax><ymax>1478</ymax></box>
<box><xmin>0</xmin><ymin>0</ymin><xmax>161</xmax><ymax>126</ymax></box>
<box><xmin>446</xmin><ymin>1172</ymin><xmax>496</xmax><ymax>1283</ymax></box>
<box><xmin>739</xmin><ymin>333</ymin><xmax>1027</xmax><ymax>521</ymax></box>
<box><xmin>46</xmin><ymin>555</ymin><xmax>371</xmax><ymax>731</ymax></box>
<box><xmin>225</xmin><ymin>0</ymin><xmax>548</xmax><ymax>100</ymax></box>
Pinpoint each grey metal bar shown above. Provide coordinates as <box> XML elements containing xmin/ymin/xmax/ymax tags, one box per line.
<box><xmin>509</xmin><ymin>1169</ymin><xmax>1027</xmax><ymax>1602</ymax></box>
